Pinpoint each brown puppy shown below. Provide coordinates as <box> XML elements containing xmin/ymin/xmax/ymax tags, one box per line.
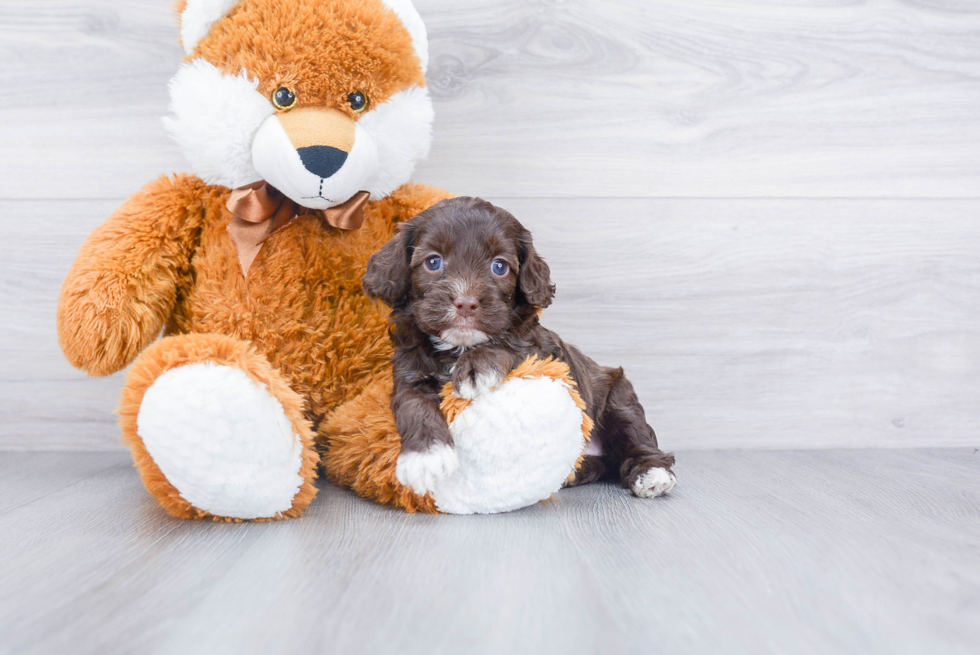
<box><xmin>363</xmin><ymin>197</ymin><xmax>676</xmax><ymax>498</ymax></box>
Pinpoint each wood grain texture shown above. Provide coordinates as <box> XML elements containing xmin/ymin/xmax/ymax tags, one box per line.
<box><xmin>0</xmin><ymin>1</ymin><xmax>184</xmax><ymax>200</ymax></box>
<box><xmin>0</xmin><ymin>449</ymin><xmax>977</xmax><ymax>654</ymax></box>
<box><xmin>1</xmin><ymin>0</ymin><xmax>979</xmax><ymax>199</ymax></box>
<box><xmin>0</xmin><ymin>198</ymin><xmax>126</xmax><ymax>450</ymax></box>
<box><xmin>503</xmin><ymin>196</ymin><xmax>980</xmax><ymax>450</ymax></box>
<box><xmin>0</xmin><ymin>451</ymin><xmax>123</xmax><ymax>514</ymax></box>
<box><xmin>4</xmin><ymin>197</ymin><xmax>977</xmax><ymax>450</ymax></box>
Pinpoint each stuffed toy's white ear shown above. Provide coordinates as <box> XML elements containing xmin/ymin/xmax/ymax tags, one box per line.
<box><xmin>180</xmin><ymin>0</ymin><xmax>241</xmax><ymax>54</ymax></box>
<box><xmin>380</xmin><ymin>0</ymin><xmax>429</xmax><ymax>74</ymax></box>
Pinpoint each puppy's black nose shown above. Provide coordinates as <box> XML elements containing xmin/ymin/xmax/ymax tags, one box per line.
<box><xmin>454</xmin><ymin>295</ymin><xmax>480</xmax><ymax>318</ymax></box>
<box><xmin>297</xmin><ymin>145</ymin><xmax>348</xmax><ymax>179</ymax></box>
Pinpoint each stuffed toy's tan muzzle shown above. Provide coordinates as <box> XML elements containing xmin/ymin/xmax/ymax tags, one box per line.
<box><xmin>278</xmin><ymin>107</ymin><xmax>357</xmax><ymax>180</ymax></box>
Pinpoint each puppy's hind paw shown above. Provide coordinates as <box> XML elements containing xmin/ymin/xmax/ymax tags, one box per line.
<box><xmin>396</xmin><ymin>444</ymin><xmax>460</xmax><ymax>496</ymax></box>
<box><xmin>630</xmin><ymin>467</ymin><xmax>676</xmax><ymax>498</ymax></box>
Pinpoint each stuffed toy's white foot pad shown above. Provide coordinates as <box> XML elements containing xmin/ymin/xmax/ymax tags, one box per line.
<box><xmin>631</xmin><ymin>467</ymin><xmax>676</xmax><ymax>498</ymax></box>
<box><xmin>137</xmin><ymin>363</ymin><xmax>305</xmax><ymax>519</ymax></box>
<box><xmin>433</xmin><ymin>376</ymin><xmax>586</xmax><ymax>514</ymax></box>
<box><xmin>396</xmin><ymin>444</ymin><xmax>460</xmax><ymax>496</ymax></box>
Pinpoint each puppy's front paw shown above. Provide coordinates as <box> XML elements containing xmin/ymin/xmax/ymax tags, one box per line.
<box><xmin>451</xmin><ymin>358</ymin><xmax>503</xmax><ymax>400</ymax></box>
<box><xmin>454</xmin><ymin>370</ymin><xmax>502</xmax><ymax>400</ymax></box>
<box><xmin>396</xmin><ymin>443</ymin><xmax>460</xmax><ymax>496</ymax></box>
<box><xmin>630</xmin><ymin>467</ymin><xmax>676</xmax><ymax>498</ymax></box>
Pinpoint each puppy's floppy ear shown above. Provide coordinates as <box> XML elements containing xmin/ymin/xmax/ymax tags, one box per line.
<box><xmin>516</xmin><ymin>228</ymin><xmax>556</xmax><ymax>308</ymax></box>
<box><xmin>363</xmin><ymin>216</ymin><xmax>423</xmax><ymax>308</ymax></box>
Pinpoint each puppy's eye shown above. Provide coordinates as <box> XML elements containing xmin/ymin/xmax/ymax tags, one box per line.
<box><xmin>348</xmin><ymin>91</ymin><xmax>368</xmax><ymax>113</ymax></box>
<box><xmin>424</xmin><ymin>255</ymin><xmax>443</xmax><ymax>272</ymax></box>
<box><xmin>491</xmin><ymin>259</ymin><xmax>509</xmax><ymax>276</ymax></box>
<box><xmin>272</xmin><ymin>87</ymin><xmax>297</xmax><ymax>110</ymax></box>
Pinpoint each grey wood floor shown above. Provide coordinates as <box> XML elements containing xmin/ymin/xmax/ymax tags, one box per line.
<box><xmin>1</xmin><ymin>449</ymin><xmax>978</xmax><ymax>655</ymax></box>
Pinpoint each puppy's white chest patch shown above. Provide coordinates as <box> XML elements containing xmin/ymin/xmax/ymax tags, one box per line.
<box><xmin>429</xmin><ymin>335</ymin><xmax>465</xmax><ymax>353</ymax></box>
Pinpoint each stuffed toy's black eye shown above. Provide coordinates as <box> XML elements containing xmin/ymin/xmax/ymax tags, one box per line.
<box><xmin>348</xmin><ymin>91</ymin><xmax>368</xmax><ymax>113</ymax></box>
<box><xmin>424</xmin><ymin>255</ymin><xmax>443</xmax><ymax>272</ymax></box>
<box><xmin>272</xmin><ymin>87</ymin><xmax>297</xmax><ymax>110</ymax></box>
<box><xmin>491</xmin><ymin>259</ymin><xmax>509</xmax><ymax>276</ymax></box>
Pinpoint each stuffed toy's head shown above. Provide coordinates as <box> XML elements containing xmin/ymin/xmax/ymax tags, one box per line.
<box><xmin>165</xmin><ymin>0</ymin><xmax>433</xmax><ymax>209</ymax></box>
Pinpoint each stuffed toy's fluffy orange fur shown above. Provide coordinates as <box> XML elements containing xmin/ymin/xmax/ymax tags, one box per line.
<box><xmin>58</xmin><ymin>0</ymin><xmax>592</xmax><ymax>520</ymax></box>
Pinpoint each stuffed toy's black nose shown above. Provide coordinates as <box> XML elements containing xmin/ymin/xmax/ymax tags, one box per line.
<box><xmin>297</xmin><ymin>146</ymin><xmax>348</xmax><ymax>179</ymax></box>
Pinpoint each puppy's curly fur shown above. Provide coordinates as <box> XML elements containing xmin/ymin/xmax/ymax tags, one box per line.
<box><xmin>363</xmin><ymin>197</ymin><xmax>676</xmax><ymax>495</ymax></box>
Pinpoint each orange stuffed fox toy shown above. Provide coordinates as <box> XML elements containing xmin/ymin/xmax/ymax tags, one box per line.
<box><xmin>57</xmin><ymin>0</ymin><xmax>599</xmax><ymax>520</ymax></box>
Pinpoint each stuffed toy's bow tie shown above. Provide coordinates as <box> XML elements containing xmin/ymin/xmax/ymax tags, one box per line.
<box><xmin>226</xmin><ymin>181</ymin><xmax>370</xmax><ymax>275</ymax></box>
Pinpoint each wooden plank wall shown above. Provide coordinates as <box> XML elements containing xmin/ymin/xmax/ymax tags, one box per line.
<box><xmin>1</xmin><ymin>0</ymin><xmax>978</xmax><ymax>450</ymax></box>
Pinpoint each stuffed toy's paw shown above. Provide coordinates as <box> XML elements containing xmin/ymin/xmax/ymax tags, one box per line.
<box><xmin>120</xmin><ymin>335</ymin><xmax>320</xmax><ymax>521</ymax></box>
<box><xmin>323</xmin><ymin>357</ymin><xmax>593</xmax><ymax>515</ymax></box>
<box><xmin>429</xmin><ymin>357</ymin><xmax>593</xmax><ymax>514</ymax></box>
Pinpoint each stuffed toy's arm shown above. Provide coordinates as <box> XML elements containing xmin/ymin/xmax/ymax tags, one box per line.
<box><xmin>57</xmin><ymin>174</ymin><xmax>209</xmax><ymax>377</ymax></box>
<box><xmin>376</xmin><ymin>182</ymin><xmax>453</xmax><ymax>224</ymax></box>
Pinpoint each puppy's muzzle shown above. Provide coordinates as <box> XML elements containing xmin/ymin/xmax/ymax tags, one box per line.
<box><xmin>278</xmin><ymin>107</ymin><xmax>356</xmax><ymax>179</ymax></box>
<box><xmin>454</xmin><ymin>295</ymin><xmax>480</xmax><ymax>319</ymax></box>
